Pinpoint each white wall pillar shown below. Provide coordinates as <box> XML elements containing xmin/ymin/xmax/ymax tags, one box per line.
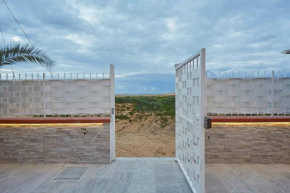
<box><xmin>110</xmin><ymin>64</ymin><xmax>115</xmax><ymax>162</ymax></box>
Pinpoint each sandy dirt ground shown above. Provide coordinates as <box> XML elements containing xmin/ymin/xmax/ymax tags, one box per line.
<box><xmin>115</xmin><ymin>104</ymin><xmax>175</xmax><ymax>157</ymax></box>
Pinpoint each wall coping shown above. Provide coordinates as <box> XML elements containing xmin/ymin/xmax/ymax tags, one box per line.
<box><xmin>210</xmin><ymin>116</ymin><xmax>290</xmax><ymax>122</ymax></box>
<box><xmin>0</xmin><ymin>117</ymin><xmax>111</xmax><ymax>124</ymax></box>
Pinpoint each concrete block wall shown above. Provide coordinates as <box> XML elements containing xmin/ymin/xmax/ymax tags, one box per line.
<box><xmin>205</xmin><ymin>123</ymin><xmax>290</xmax><ymax>164</ymax></box>
<box><xmin>0</xmin><ymin>123</ymin><xmax>110</xmax><ymax>164</ymax></box>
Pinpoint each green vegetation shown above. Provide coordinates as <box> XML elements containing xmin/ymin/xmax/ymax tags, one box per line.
<box><xmin>115</xmin><ymin>95</ymin><xmax>175</xmax><ymax>128</ymax></box>
<box><xmin>116</xmin><ymin>95</ymin><xmax>175</xmax><ymax>117</ymax></box>
<box><xmin>115</xmin><ymin>114</ymin><xmax>130</xmax><ymax>120</ymax></box>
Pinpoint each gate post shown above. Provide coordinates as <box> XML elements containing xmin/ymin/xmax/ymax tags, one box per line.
<box><xmin>110</xmin><ymin>64</ymin><xmax>115</xmax><ymax>162</ymax></box>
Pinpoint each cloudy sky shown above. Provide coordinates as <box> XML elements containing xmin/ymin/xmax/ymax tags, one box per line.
<box><xmin>0</xmin><ymin>0</ymin><xmax>289</xmax><ymax>94</ymax></box>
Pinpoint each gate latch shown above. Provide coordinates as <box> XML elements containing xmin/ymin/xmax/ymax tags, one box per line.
<box><xmin>204</xmin><ymin>117</ymin><xmax>212</xmax><ymax>129</ymax></box>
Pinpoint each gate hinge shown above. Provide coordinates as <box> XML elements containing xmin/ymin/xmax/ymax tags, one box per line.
<box><xmin>204</xmin><ymin>117</ymin><xmax>212</xmax><ymax>129</ymax></box>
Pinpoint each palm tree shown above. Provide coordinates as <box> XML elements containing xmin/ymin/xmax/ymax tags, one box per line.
<box><xmin>0</xmin><ymin>43</ymin><xmax>54</xmax><ymax>69</ymax></box>
<box><xmin>282</xmin><ymin>49</ymin><xmax>290</xmax><ymax>54</ymax></box>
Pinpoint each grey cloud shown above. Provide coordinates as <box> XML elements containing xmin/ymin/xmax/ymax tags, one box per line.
<box><xmin>0</xmin><ymin>0</ymin><xmax>289</xmax><ymax>94</ymax></box>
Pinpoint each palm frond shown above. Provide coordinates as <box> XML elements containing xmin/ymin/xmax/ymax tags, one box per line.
<box><xmin>0</xmin><ymin>43</ymin><xmax>54</xmax><ymax>69</ymax></box>
<box><xmin>282</xmin><ymin>49</ymin><xmax>290</xmax><ymax>54</ymax></box>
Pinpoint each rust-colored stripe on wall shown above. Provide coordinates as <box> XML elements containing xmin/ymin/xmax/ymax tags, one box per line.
<box><xmin>210</xmin><ymin>116</ymin><xmax>290</xmax><ymax>122</ymax></box>
<box><xmin>0</xmin><ymin>117</ymin><xmax>111</xmax><ymax>124</ymax></box>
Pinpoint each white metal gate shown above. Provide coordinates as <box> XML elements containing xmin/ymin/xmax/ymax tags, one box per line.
<box><xmin>175</xmin><ymin>48</ymin><xmax>206</xmax><ymax>193</ymax></box>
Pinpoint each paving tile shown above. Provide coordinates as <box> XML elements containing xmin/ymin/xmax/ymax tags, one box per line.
<box><xmin>280</xmin><ymin>172</ymin><xmax>290</xmax><ymax>180</ymax></box>
<box><xmin>94</xmin><ymin>164</ymin><xmax>116</xmax><ymax>179</ymax></box>
<box><xmin>132</xmin><ymin>173</ymin><xmax>155</xmax><ymax>184</ymax></box>
<box><xmin>129</xmin><ymin>183</ymin><xmax>156</xmax><ymax>193</ymax></box>
<box><xmin>173</xmin><ymin>169</ymin><xmax>186</xmax><ymax>179</ymax></box>
<box><xmin>210</xmin><ymin>165</ymin><xmax>256</xmax><ymax>193</ymax></box>
<box><xmin>56</xmin><ymin>182</ymin><xmax>85</xmax><ymax>193</ymax></box>
<box><xmin>111</xmin><ymin>171</ymin><xmax>133</xmax><ymax>184</ymax></box>
<box><xmin>7</xmin><ymin>171</ymin><xmax>49</xmax><ymax>193</ymax></box>
<box><xmin>205</xmin><ymin>172</ymin><xmax>230</xmax><ymax>193</ymax></box>
<box><xmin>226</xmin><ymin>164</ymin><xmax>284</xmax><ymax>193</ymax></box>
<box><xmin>80</xmin><ymin>178</ymin><xmax>110</xmax><ymax>193</ymax></box>
<box><xmin>156</xmin><ymin>185</ymin><xmax>180</xmax><ymax>193</ymax></box>
<box><xmin>155</xmin><ymin>173</ymin><xmax>177</xmax><ymax>186</ymax></box>
<box><xmin>116</xmin><ymin>161</ymin><xmax>136</xmax><ymax>172</ymax></box>
<box><xmin>32</xmin><ymin>180</ymin><xmax>64</xmax><ymax>193</ymax></box>
<box><xmin>105</xmin><ymin>182</ymin><xmax>130</xmax><ymax>193</ymax></box>
<box><xmin>177</xmin><ymin>181</ymin><xmax>192</xmax><ymax>193</ymax></box>
<box><xmin>176</xmin><ymin>176</ymin><xmax>188</xmax><ymax>184</ymax></box>
<box><xmin>269</xmin><ymin>177</ymin><xmax>290</xmax><ymax>193</ymax></box>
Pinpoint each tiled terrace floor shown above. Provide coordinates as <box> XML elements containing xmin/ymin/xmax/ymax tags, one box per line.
<box><xmin>0</xmin><ymin>158</ymin><xmax>191</xmax><ymax>193</ymax></box>
<box><xmin>0</xmin><ymin>159</ymin><xmax>289</xmax><ymax>193</ymax></box>
<box><xmin>206</xmin><ymin>164</ymin><xmax>290</xmax><ymax>193</ymax></box>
